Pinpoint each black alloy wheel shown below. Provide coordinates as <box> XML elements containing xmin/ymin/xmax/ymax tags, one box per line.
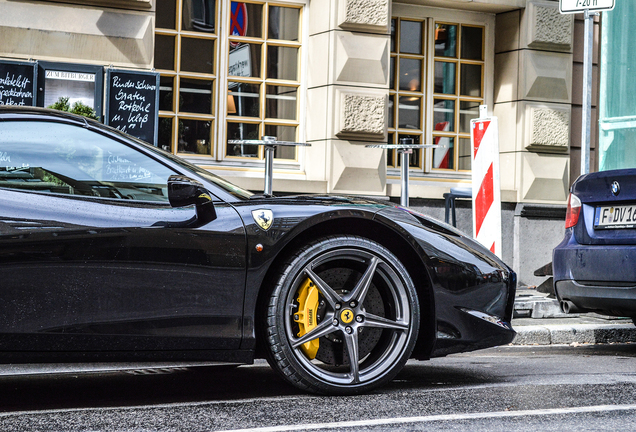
<box><xmin>263</xmin><ymin>235</ymin><xmax>420</xmax><ymax>395</ymax></box>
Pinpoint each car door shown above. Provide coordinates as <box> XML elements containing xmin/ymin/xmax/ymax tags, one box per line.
<box><xmin>0</xmin><ymin>118</ymin><xmax>246</xmax><ymax>353</ymax></box>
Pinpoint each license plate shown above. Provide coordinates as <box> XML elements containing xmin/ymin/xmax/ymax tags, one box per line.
<box><xmin>594</xmin><ymin>204</ymin><xmax>636</xmax><ymax>229</ymax></box>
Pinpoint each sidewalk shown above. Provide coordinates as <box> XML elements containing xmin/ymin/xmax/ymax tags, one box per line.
<box><xmin>510</xmin><ymin>287</ymin><xmax>636</xmax><ymax>345</ymax></box>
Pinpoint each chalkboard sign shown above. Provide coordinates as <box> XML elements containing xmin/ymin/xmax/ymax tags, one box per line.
<box><xmin>105</xmin><ymin>69</ymin><xmax>160</xmax><ymax>146</ymax></box>
<box><xmin>0</xmin><ymin>60</ymin><xmax>37</xmax><ymax>106</ymax></box>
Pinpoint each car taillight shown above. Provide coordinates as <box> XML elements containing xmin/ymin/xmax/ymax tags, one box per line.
<box><xmin>565</xmin><ymin>193</ymin><xmax>581</xmax><ymax>229</ymax></box>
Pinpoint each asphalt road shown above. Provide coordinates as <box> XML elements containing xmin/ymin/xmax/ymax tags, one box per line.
<box><xmin>1</xmin><ymin>344</ymin><xmax>635</xmax><ymax>431</ymax></box>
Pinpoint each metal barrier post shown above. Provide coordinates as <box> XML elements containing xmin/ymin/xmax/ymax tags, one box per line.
<box><xmin>227</xmin><ymin>136</ymin><xmax>311</xmax><ymax>196</ymax></box>
<box><xmin>364</xmin><ymin>140</ymin><xmax>438</xmax><ymax>208</ymax></box>
<box><xmin>262</xmin><ymin>136</ymin><xmax>276</xmax><ymax>196</ymax></box>
<box><xmin>398</xmin><ymin>137</ymin><xmax>414</xmax><ymax>207</ymax></box>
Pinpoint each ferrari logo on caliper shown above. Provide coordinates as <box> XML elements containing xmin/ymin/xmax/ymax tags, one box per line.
<box><xmin>252</xmin><ymin>209</ymin><xmax>273</xmax><ymax>231</ymax></box>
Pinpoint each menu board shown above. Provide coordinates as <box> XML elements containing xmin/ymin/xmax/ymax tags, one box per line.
<box><xmin>105</xmin><ymin>69</ymin><xmax>160</xmax><ymax>146</ymax></box>
<box><xmin>0</xmin><ymin>60</ymin><xmax>37</xmax><ymax>106</ymax></box>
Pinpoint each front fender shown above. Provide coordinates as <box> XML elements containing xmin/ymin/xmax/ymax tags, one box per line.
<box><xmin>375</xmin><ymin>206</ymin><xmax>516</xmax><ymax>357</ymax></box>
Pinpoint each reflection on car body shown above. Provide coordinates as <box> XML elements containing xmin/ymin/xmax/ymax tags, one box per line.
<box><xmin>0</xmin><ymin>106</ymin><xmax>516</xmax><ymax>395</ymax></box>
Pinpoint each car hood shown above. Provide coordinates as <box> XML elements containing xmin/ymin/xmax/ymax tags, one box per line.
<box><xmin>246</xmin><ymin>193</ymin><xmax>396</xmax><ymax>211</ymax></box>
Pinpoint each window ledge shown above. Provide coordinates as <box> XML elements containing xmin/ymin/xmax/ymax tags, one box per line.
<box><xmin>46</xmin><ymin>0</ymin><xmax>153</xmax><ymax>11</ymax></box>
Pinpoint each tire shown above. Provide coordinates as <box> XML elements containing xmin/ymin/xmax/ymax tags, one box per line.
<box><xmin>263</xmin><ymin>235</ymin><xmax>420</xmax><ymax>395</ymax></box>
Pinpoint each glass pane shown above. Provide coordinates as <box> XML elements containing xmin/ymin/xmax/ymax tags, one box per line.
<box><xmin>460</xmin><ymin>63</ymin><xmax>482</xmax><ymax>97</ymax></box>
<box><xmin>265</xmin><ymin>125</ymin><xmax>297</xmax><ymax>159</ymax></box>
<box><xmin>159</xmin><ymin>76</ymin><xmax>174</xmax><ymax>111</ymax></box>
<box><xmin>227</xmin><ymin>122</ymin><xmax>260</xmax><ymax>156</ymax></box>
<box><xmin>435</xmin><ymin>24</ymin><xmax>457</xmax><ymax>57</ymax></box>
<box><xmin>459</xmin><ymin>100</ymin><xmax>480</xmax><ymax>133</ymax></box>
<box><xmin>433</xmin><ymin>99</ymin><xmax>455</xmax><ymax>132</ymax></box>
<box><xmin>388</xmin><ymin>95</ymin><xmax>394</xmax><ymax>128</ymax></box>
<box><xmin>158</xmin><ymin>117</ymin><xmax>173</xmax><ymax>152</ymax></box>
<box><xmin>461</xmin><ymin>26</ymin><xmax>483</xmax><ymax>60</ymax></box>
<box><xmin>458</xmin><ymin>138</ymin><xmax>471</xmax><ymax>170</ymax></box>
<box><xmin>182</xmin><ymin>0</ymin><xmax>216</xmax><ymax>33</ymax></box>
<box><xmin>433</xmin><ymin>136</ymin><xmax>454</xmax><ymax>169</ymax></box>
<box><xmin>269</xmin><ymin>6</ymin><xmax>299</xmax><ymax>41</ymax></box>
<box><xmin>177</xmin><ymin>119</ymin><xmax>212</xmax><ymax>155</ymax></box>
<box><xmin>267</xmin><ymin>46</ymin><xmax>298</xmax><ymax>80</ymax></box>
<box><xmin>156</xmin><ymin>0</ymin><xmax>177</xmax><ymax>29</ymax></box>
<box><xmin>390</xmin><ymin>57</ymin><xmax>396</xmax><ymax>89</ymax></box>
<box><xmin>391</xmin><ymin>19</ymin><xmax>396</xmax><ymax>53</ymax></box>
<box><xmin>600</xmin><ymin>128</ymin><xmax>636</xmax><ymax>171</ymax></box>
<box><xmin>387</xmin><ymin>132</ymin><xmax>394</xmax><ymax>166</ymax></box>
<box><xmin>266</xmin><ymin>124</ymin><xmax>296</xmax><ymax>142</ymax></box>
<box><xmin>399</xmin><ymin>58</ymin><xmax>422</xmax><ymax>92</ymax></box>
<box><xmin>230</xmin><ymin>2</ymin><xmax>262</xmax><ymax>38</ymax></box>
<box><xmin>601</xmin><ymin>0</ymin><xmax>636</xmax><ymax>120</ymax></box>
<box><xmin>435</xmin><ymin>61</ymin><xmax>456</xmax><ymax>94</ymax></box>
<box><xmin>0</xmin><ymin>121</ymin><xmax>175</xmax><ymax>200</ymax></box>
<box><xmin>227</xmin><ymin>82</ymin><xmax>260</xmax><ymax>117</ymax></box>
<box><xmin>396</xmin><ymin>134</ymin><xmax>420</xmax><ymax>167</ymax></box>
<box><xmin>599</xmin><ymin>1</ymin><xmax>636</xmax><ymax>170</ymax></box>
<box><xmin>400</xmin><ymin>21</ymin><xmax>422</xmax><ymax>54</ymax></box>
<box><xmin>179</xmin><ymin>78</ymin><xmax>213</xmax><ymax>114</ymax></box>
<box><xmin>155</xmin><ymin>35</ymin><xmax>175</xmax><ymax>70</ymax></box>
<box><xmin>228</xmin><ymin>43</ymin><xmax>262</xmax><ymax>78</ymax></box>
<box><xmin>398</xmin><ymin>96</ymin><xmax>420</xmax><ymax>129</ymax></box>
<box><xmin>266</xmin><ymin>86</ymin><xmax>297</xmax><ymax>120</ymax></box>
<box><xmin>180</xmin><ymin>37</ymin><xmax>215</xmax><ymax>73</ymax></box>
<box><xmin>44</xmin><ymin>73</ymin><xmax>96</xmax><ymax>109</ymax></box>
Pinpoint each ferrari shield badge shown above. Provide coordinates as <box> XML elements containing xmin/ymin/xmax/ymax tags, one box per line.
<box><xmin>252</xmin><ymin>209</ymin><xmax>274</xmax><ymax>231</ymax></box>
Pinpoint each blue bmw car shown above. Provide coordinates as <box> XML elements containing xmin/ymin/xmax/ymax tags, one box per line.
<box><xmin>553</xmin><ymin>169</ymin><xmax>636</xmax><ymax>324</ymax></box>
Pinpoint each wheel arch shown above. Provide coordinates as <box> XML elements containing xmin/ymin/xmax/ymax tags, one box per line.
<box><xmin>253</xmin><ymin>215</ymin><xmax>436</xmax><ymax>360</ymax></box>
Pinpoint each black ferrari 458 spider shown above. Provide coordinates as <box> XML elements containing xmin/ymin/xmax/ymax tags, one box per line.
<box><xmin>0</xmin><ymin>107</ymin><xmax>516</xmax><ymax>394</ymax></box>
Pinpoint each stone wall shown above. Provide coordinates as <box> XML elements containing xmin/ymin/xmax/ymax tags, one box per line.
<box><xmin>306</xmin><ymin>0</ymin><xmax>390</xmax><ymax>194</ymax></box>
<box><xmin>0</xmin><ymin>0</ymin><xmax>155</xmax><ymax>69</ymax></box>
<box><xmin>492</xmin><ymin>0</ymin><xmax>574</xmax><ymax>285</ymax></box>
<box><xmin>494</xmin><ymin>0</ymin><xmax>573</xmax><ymax>205</ymax></box>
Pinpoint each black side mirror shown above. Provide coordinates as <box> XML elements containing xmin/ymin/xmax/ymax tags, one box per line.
<box><xmin>168</xmin><ymin>175</ymin><xmax>217</xmax><ymax>226</ymax></box>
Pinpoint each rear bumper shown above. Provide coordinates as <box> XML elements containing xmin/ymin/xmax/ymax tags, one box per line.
<box><xmin>553</xmin><ymin>230</ymin><xmax>636</xmax><ymax>282</ymax></box>
<box><xmin>555</xmin><ymin>279</ymin><xmax>636</xmax><ymax>316</ymax></box>
<box><xmin>553</xmin><ymin>229</ymin><xmax>636</xmax><ymax>316</ymax></box>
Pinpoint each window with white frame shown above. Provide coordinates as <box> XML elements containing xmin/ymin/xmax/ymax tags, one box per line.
<box><xmin>388</xmin><ymin>18</ymin><xmax>426</xmax><ymax>169</ymax></box>
<box><xmin>225</xmin><ymin>2</ymin><xmax>302</xmax><ymax>161</ymax></box>
<box><xmin>154</xmin><ymin>0</ymin><xmax>303</xmax><ymax>162</ymax></box>
<box><xmin>389</xmin><ymin>17</ymin><xmax>485</xmax><ymax>174</ymax></box>
<box><xmin>432</xmin><ymin>23</ymin><xmax>484</xmax><ymax>172</ymax></box>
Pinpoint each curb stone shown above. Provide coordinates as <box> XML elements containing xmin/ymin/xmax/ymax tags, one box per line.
<box><xmin>512</xmin><ymin>323</ymin><xmax>636</xmax><ymax>345</ymax></box>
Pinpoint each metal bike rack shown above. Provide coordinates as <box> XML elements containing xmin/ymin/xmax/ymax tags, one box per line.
<box><xmin>227</xmin><ymin>136</ymin><xmax>311</xmax><ymax>196</ymax></box>
<box><xmin>365</xmin><ymin>138</ymin><xmax>438</xmax><ymax>207</ymax></box>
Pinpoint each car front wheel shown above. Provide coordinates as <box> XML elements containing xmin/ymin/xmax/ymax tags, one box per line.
<box><xmin>263</xmin><ymin>235</ymin><xmax>420</xmax><ymax>395</ymax></box>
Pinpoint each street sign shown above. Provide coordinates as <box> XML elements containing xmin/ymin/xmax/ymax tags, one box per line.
<box><xmin>228</xmin><ymin>44</ymin><xmax>252</xmax><ymax>79</ymax></box>
<box><xmin>230</xmin><ymin>2</ymin><xmax>248</xmax><ymax>48</ymax></box>
<box><xmin>559</xmin><ymin>0</ymin><xmax>615</xmax><ymax>14</ymax></box>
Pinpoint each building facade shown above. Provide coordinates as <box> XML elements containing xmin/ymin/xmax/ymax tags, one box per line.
<box><xmin>0</xmin><ymin>0</ymin><xmax>599</xmax><ymax>286</ymax></box>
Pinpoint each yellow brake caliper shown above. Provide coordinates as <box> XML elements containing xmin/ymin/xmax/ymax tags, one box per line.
<box><xmin>294</xmin><ymin>279</ymin><xmax>320</xmax><ymax>359</ymax></box>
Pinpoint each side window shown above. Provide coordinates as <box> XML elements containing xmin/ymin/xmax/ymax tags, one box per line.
<box><xmin>0</xmin><ymin>121</ymin><xmax>177</xmax><ymax>202</ymax></box>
